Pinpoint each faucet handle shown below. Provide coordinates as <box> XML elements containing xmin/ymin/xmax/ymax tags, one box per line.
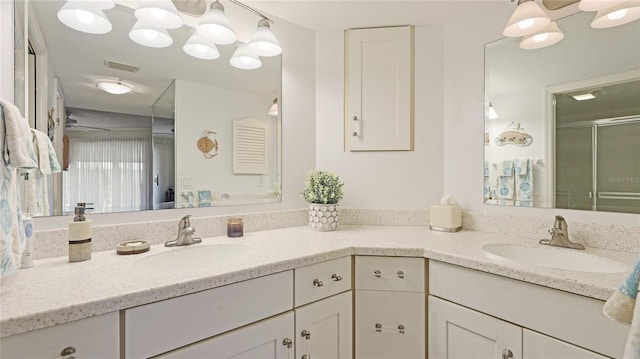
<box><xmin>179</xmin><ymin>214</ymin><xmax>192</xmax><ymax>229</ymax></box>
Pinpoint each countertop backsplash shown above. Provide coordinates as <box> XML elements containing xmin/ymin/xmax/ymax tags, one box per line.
<box><xmin>30</xmin><ymin>208</ymin><xmax>639</xmax><ymax>260</ymax></box>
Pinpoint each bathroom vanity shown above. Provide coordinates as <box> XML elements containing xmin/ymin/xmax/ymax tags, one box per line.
<box><xmin>0</xmin><ymin>225</ymin><xmax>632</xmax><ymax>358</ymax></box>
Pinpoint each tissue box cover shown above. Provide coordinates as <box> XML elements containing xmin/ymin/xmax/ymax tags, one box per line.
<box><xmin>430</xmin><ymin>205</ymin><xmax>462</xmax><ymax>232</ymax></box>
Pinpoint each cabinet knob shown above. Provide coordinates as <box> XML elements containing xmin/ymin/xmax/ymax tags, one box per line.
<box><xmin>282</xmin><ymin>338</ymin><xmax>293</xmax><ymax>349</ymax></box>
<box><xmin>60</xmin><ymin>346</ymin><xmax>76</xmax><ymax>359</ymax></box>
<box><xmin>374</xmin><ymin>270</ymin><xmax>382</xmax><ymax>278</ymax></box>
<box><xmin>502</xmin><ymin>349</ymin><xmax>514</xmax><ymax>359</ymax></box>
<box><xmin>375</xmin><ymin>323</ymin><xmax>382</xmax><ymax>332</ymax></box>
<box><xmin>312</xmin><ymin>278</ymin><xmax>323</xmax><ymax>287</ymax></box>
<box><xmin>301</xmin><ymin>355</ymin><xmax>308</xmax><ymax>359</ymax></box>
<box><xmin>397</xmin><ymin>271</ymin><xmax>405</xmax><ymax>279</ymax></box>
<box><xmin>331</xmin><ymin>273</ymin><xmax>343</xmax><ymax>281</ymax></box>
<box><xmin>301</xmin><ymin>329</ymin><xmax>311</xmax><ymax>340</ymax></box>
<box><xmin>398</xmin><ymin>324</ymin><xmax>405</xmax><ymax>334</ymax></box>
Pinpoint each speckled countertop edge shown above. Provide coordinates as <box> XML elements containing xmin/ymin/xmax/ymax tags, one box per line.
<box><xmin>1</xmin><ymin>225</ymin><xmax>634</xmax><ymax>338</ymax></box>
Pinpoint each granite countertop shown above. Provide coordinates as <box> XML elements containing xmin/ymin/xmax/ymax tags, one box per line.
<box><xmin>0</xmin><ymin>225</ymin><xmax>634</xmax><ymax>338</ymax></box>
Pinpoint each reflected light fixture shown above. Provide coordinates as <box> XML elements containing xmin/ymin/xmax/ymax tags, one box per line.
<box><xmin>134</xmin><ymin>0</ymin><xmax>184</xmax><ymax>29</ymax></box>
<box><xmin>97</xmin><ymin>81</ymin><xmax>133</xmax><ymax>95</ymax></box>
<box><xmin>519</xmin><ymin>21</ymin><xmax>564</xmax><ymax>49</ymax></box>
<box><xmin>57</xmin><ymin>2</ymin><xmax>112</xmax><ymax>34</ymax></box>
<box><xmin>590</xmin><ymin>1</ymin><xmax>640</xmax><ymax>28</ymax></box>
<box><xmin>230</xmin><ymin>43</ymin><xmax>262</xmax><ymax>70</ymax></box>
<box><xmin>248</xmin><ymin>19</ymin><xmax>282</xmax><ymax>57</ymax></box>
<box><xmin>196</xmin><ymin>1</ymin><xmax>237</xmax><ymax>45</ymax></box>
<box><xmin>268</xmin><ymin>98</ymin><xmax>278</xmax><ymax>116</ymax></box>
<box><xmin>503</xmin><ymin>0</ymin><xmax>551</xmax><ymax>37</ymax></box>
<box><xmin>571</xmin><ymin>90</ymin><xmax>601</xmax><ymax>101</ymax></box>
<box><xmin>488</xmin><ymin>103</ymin><xmax>498</xmax><ymax>119</ymax></box>
<box><xmin>129</xmin><ymin>21</ymin><xmax>173</xmax><ymax>48</ymax></box>
<box><xmin>183</xmin><ymin>33</ymin><xmax>221</xmax><ymax>60</ymax></box>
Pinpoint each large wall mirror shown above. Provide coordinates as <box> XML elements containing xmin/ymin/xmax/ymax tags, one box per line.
<box><xmin>14</xmin><ymin>0</ymin><xmax>282</xmax><ymax>216</ymax></box>
<box><xmin>484</xmin><ymin>10</ymin><xmax>639</xmax><ymax>214</ymax></box>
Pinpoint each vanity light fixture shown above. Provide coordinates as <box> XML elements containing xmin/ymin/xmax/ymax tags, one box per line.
<box><xmin>503</xmin><ymin>0</ymin><xmax>551</xmax><ymax>37</ymax></box>
<box><xmin>519</xmin><ymin>21</ymin><xmax>564</xmax><ymax>49</ymax></box>
<box><xmin>590</xmin><ymin>1</ymin><xmax>640</xmax><ymax>28</ymax></box>
<box><xmin>196</xmin><ymin>1</ymin><xmax>237</xmax><ymax>45</ymax></box>
<box><xmin>57</xmin><ymin>1</ymin><xmax>112</xmax><ymax>34</ymax></box>
<box><xmin>248</xmin><ymin>19</ymin><xmax>282</xmax><ymax>57</ymax></box>
<box><xmin>96</xmin><ymin>80</ymin><xmax>133</xmax><ymax>95</ymax></box>
<box><xmin>230</xmin><ymin>43</ymin><xmax>262</xmax><ymax>70</ymax></box>
<box><xmin>183</xmin><ymin>33</ymin><xmax>221</xmax><ymax>60</ymax></box>
<box><xmin>134</xmin><ymin>0</ymin><xmax>184</xmax><ymax>29</ymax></box>
<box><xmin>268</xmin><ymin>98</ymin><xmax>278</xmax><ymax>116</ymax></box>
<box><xmin>129</xmin><ymin>21</ymin><xmax>173</xmax><ymax>48</ymax></box>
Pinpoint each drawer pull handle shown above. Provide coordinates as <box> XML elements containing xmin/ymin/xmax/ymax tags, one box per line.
<box><xmin>60</xmin><ymin>346</ymin><xmax>76</xmax><ymax>359</ymax></box>
<box><xmin>397</xmin><ymin>270</ymin><xmax>405</xmax><ymax>279</ymax></box>
<box><xmin>312</xmin><ymin>278</ymin><xmax>323</xmax><ymax>287</ymax></box>
<box><xmin>301</xmin><ymin>329</ymin><xmax>311</xmax><ymax>340</ymax></box>
<box><xmin>331</xmin><ymin>273</ymin><xmax>343</xmax><ymax>281</ymax></box>
<box><xmin>282</xmin><ymin>338</ymin><xmax>293</xmax><ymax>349</ymax></box>
<box><xmin>398</xmin><ymin>324</ymin><xmax>405</xmax><ymax>334</ymax></box>
<box><xmin>502</xmin><ymin>349</ymin><xmax>513</xmax><ymax>359</ymax></box>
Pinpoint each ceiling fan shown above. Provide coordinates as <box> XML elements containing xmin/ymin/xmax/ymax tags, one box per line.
<box><xmin>65</xmin><ymin>112</ymin><xmax>111</xmax><ymax>132</ymax></box>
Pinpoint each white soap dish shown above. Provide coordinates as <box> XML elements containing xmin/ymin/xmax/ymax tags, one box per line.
<box><xmin>116</xmin><ymin>240</ymin><xmax>151</xmax><ymax>255</ymax></box>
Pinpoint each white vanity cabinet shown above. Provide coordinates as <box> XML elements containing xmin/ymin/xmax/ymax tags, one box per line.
<box><xmin>294</xmin><ymin>256</ymin><xmax>353</xmax><ymax>359</ymax></box>
<box><xmin>124</xmin><ymin>270</ymin><xmax>294</xmax><ymax>358</ymax></box>
<box><xmin>354</xmin><ymin>256</ymin><xmax>426</xmax><ymax>358</ymax></box>
<box><xmin>0</xmin><ymin>312</ymin><xmax>119</xmax><ymax>359</ymax></box>
<box><xmin>428</xmin><ymin>260</ymin><xmax>629</xmax><ymax>359</ymax></box>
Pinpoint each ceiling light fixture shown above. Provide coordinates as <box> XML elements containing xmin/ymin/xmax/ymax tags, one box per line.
<box><xmin>230</xmin><ymin>43</ymin><xmax>262</xmax><ymax>70</ymax></box>
<box><xmin>57</xmin><ymin>2</ymin><xmax>112</xmax><ymax>34</ymax></box>
<box><xmin>97</xmin><ymin>81</ymin><xmax>133</xmax><ymax>95</ymax></box>
<box><xmin>183</xmin><ymin>33</ymin><xmax>221</xmax><ymax>60</ymax></box>
<box><xmin>503</xmin><ymin>0</ymin><xmax>551</xmax><ymax>37</ymax></box>
<box><xmin>519</xmin><ymin>21</ymin><xmax>564</xmax><ymax>49</ymax></box>
<box><xmin>590</xmin><ymin>1</ymin><xmax>640</xmax><ymax>28</ymax></box>
<box><xmin>571</xmin><ymin>90</ymin><xmax>601</xmax><ymax>101</ymax></box>
<box><xmin>488</xmin><ymin>102</ymin><xmax>498</xmax><ymax>119</ymax></box>
<box><xmin>268</xmin><ymin>98</ymin><xmax>279</xmax><ymax>116</ymax></box>
<box><xmin>129</xmin><ymin>21</ymin><xmax>173</xmax><ymax>48</ymax></box>
<box><xmin>134</xmin><ymin>0</ymin><xmax>183</xmax><ymax>29</ymax></box>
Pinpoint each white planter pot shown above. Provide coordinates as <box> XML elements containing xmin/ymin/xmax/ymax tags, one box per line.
<box><xmin>308</xmin><ymin>203</ymin><xmax>339</xmax><ymax>231</ymax></box>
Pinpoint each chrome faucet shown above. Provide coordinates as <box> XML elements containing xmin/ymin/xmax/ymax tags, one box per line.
<box><xmin>165</xmin><ymin>215</ymin><xmax>202</xmax><ymax>247</ymax></box>
<box><xmin>539</xmin><ymin>215</ymin><xmax>585</xmax><ymax>250</ymax></box>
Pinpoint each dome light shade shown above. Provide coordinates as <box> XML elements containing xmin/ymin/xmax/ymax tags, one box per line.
<box><xmin>230</xmin><ymin>44</ymin><xmax>262</xmax><ymax>70</ymax></box>
<box><xmin>57</xmin><ymin>2</ymin><xmax>112</xmax><ymax>34</ymax></box>
<box><xmin>579</xmin><ymin>0</ymin><xmax>626</xmax><ymax>11</ymax></box>
<box><xmin>196</xmin><ymin>1</ymin><xmax>237</xmax><ymax>45</ymax></box>
<box><xmin>183</xmin><ymin>34</ymin><xmax>221</xmax><ymax>60</ymax></box>
<box><xmin>97</xmin><ymin>81</ymin><xmax>133</xmax><ymax>95</ymax></box>
<box><xmin>67</xmin><ymin>0</ymin><xmax>115</xmax><ymax>10</ymax></box>
<box><xmin>591</xmin><ymin>1</ymin><xmax>640</xmax><ymax>28</ymax></box>
<box><xmin>268</xmin><ymin>98</ymin><xmax>278</xmax><ymax>116</ymax></box>
<box><xmin>248</xmin><ymin>19</ymin><xmax>282</xmax><ymax>57</ymax></box>
<box><xmin>519</xmin><ymin>21</ymin><xmax>564</xmax><ymax>49</ymax></box>
<box><xmin>129</xmin><ymin>21</ymin><xmax>173</xmax><ymax>48</ymax></box>
<box><xmin>503</xmin><ymin>0</ymin><xmax>551</xmax><ymax>37</ymax></box>
<box><xmin>134</xmin><ymin>0</ymin><xmax>183</xmax><ymax>29</ymax></box>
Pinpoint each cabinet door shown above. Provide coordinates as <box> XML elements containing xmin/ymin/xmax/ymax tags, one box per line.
<box><xmin>0</xmin><ymin>312</ymin><xmax>119</xmax><ymax>359</ymax></box>
<box><xmin>523</xmin><ymin>329</ymin><xmax>608</xmax><ymax>359</ymax></box>
<box><xmin>295</xmin><ymin>291</ymin><xmax>353</xmax><ymax>359</ymax></box>
<box><xmin>429</xmin><ymin>296</ymin><xmax>522</xmax><ymax>359</ymax></box>
<box><xmin>159</xmin><ymin>312</ymin><xmax>295</xmax><ymax>359</ymax></box>
<box><xmin>355</xmin><ymin>290</ymin><xmax>425</xmax><ymax>359</ymax></box>
<box><xmin>345</xmin><ymin>26</ymin><xmax>414</xmax><ymax>151</ymax></box>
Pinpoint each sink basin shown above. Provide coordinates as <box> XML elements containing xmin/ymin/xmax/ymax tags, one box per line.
<box><xmin>135</xmin><ymin>244</ymin><xmax>252</xmax><ymax>271</ymax></box>
<box><xmin>483</xmin><ymin>244</ymin><xmax>628</xmax><ymax>273</ymax></box>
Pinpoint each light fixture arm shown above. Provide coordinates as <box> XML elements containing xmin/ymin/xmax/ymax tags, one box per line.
<box><xmin>228</xmin><ymin>0</ymin><xmax>274</xmax><ymax>23</ymax></box>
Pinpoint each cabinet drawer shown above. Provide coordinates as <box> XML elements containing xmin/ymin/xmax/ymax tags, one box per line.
<box><xmin>0</xmin><ymin>312</ymin><xmax>119</xmax><ymax>359</ymax></box>
<box><xmin>125</xmin><ymin>270</ymin><xmax>293</xmax><ymax>358</ymax></box>
<box><xmin>356</xmin><ymin>256</ymin><xmax>424</xmax><ymax>292</ymax></box>
<box><xmin>355</xmin><ymin>290</ymin><xmax>425</xmax><ymax>358</ymax></box>
<box><xmin>295</xmin><ymin>256</ymin><xmax>352</xmax><ymax>307</ymax></box>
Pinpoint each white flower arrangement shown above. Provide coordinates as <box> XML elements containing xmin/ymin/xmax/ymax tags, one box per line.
<box><xmin>301</xmin><ymin>169</ymin><xmax>344</xmax><ymax>204</ymax></box>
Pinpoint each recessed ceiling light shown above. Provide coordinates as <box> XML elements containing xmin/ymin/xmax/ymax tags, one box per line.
<box><xmin>571</xmin><ymin>90</ymin><xmax>601</xmax><ymax>101</ymax></box>
<box><xmin>97</xmin><ymin>81</ymin><xmax>133</xmax><ymax>95</ymax></box>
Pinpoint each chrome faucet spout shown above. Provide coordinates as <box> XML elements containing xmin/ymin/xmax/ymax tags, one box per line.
<box><xmin>539</xmin><ymin>215</ymin><xmax>584</xmax><ymax>250</ymax></box>
<box><xmin>165</xmin><ymin>215</ymin><xmax>202</xmax><ymax>247</ymax></box>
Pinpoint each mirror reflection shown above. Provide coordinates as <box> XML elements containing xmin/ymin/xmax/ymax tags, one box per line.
<box><xmin>484</xmin><ymin>10</ymin><xmax>640</xmax><ymax>214</ymax></box>
<box><xmin>15</xmin><ymin>0</ymin><xmax>282</xmax><ymax>216</ymax></box>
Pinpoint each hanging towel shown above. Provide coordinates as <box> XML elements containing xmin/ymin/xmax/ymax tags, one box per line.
<box><xmin>603</xmin><ymin>255</ymin><xmax>640</xmax><ymax>358</ymax></box>
<box><xmin>514</xmin><ymin>158</ymin><xmax>533</xmax><ymax>207</ymax></box>
<box><xmin>0</xmin><ymin>99</ymin><xmax>37</xmax><ymax>169</ymax></box>
<box><xmin>0</xmin><ymin>99</ymin><xmax>35</xmax><ymax>278</ymax></box>
<box><xmin>484</xmin><ymin>161</ymin><xmax>491</xmax><ymax>200</ymax></box>
<box><xmin>23</xmin><ymin>130</ymin><xmax>61</xmax><ymax>216</ymax></box>
<box><xmin>493</xmin><ymin>160</ymin><xmax>514</xmax><ymax>200</ymax></box>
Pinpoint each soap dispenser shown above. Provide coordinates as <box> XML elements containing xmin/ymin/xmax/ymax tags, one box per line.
<box><xmin>68</xmin><ymin>202</ymin><xmax>93</xmax><ymax>262</ymax></box>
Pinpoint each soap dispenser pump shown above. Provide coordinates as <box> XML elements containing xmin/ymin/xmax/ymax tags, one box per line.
<box><xmin>68</xmin><ymin>202</ymin><xmax>93</xmax><ymax>262</ymax></box>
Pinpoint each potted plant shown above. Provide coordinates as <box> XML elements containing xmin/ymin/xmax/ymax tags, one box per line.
<box><xmin>301</xmin><ymin>169</ymin><xmax>344</xmax><ymax>231</ymax></box>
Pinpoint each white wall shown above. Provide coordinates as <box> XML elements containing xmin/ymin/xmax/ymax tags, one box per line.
<box><xmin>1</xmin><ymin>0</ymin><xmax>14</xmax><ymax>101</ymax></box>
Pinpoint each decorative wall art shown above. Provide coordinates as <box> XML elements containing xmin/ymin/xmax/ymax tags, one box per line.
<box><xmin>495</xmin><ymin>122</ymin><xmax>532</xmax><ymax>146</ymax></box>
<box><xmin>197</xmin><ymin>129</ymin><xmax>219</xmax><ymax>159</ymax></box>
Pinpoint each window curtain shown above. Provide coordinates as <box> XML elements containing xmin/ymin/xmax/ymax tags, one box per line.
<box><xmin>63</xmin><ymin>137</ymin><xmax>151</xmax><ymax>214</ymax></box>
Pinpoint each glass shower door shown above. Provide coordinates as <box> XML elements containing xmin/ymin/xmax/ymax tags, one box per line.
<box><xmin>595</xmin><ymin>121</ymin><xmax>640</xmax><ymax>214</ymax></box>
<box><xmin>555</xmin><ymin>127</ymin><xmax>594</xmax><ymax>210</ymax></box>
